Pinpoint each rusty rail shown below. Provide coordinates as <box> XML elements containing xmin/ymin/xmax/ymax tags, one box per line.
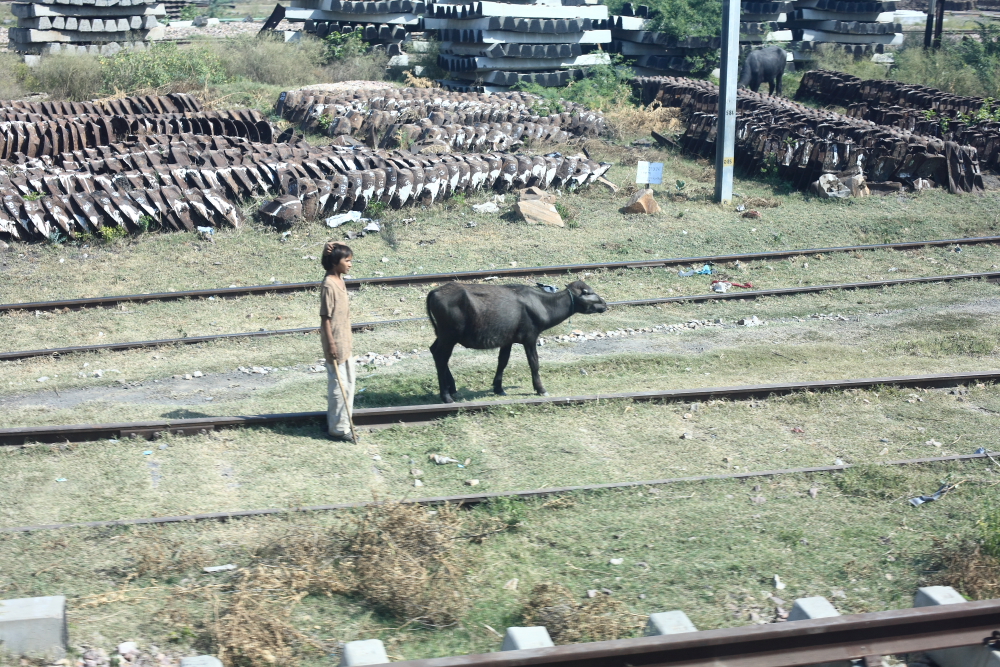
<box><xmin>2</xmin><ymin>271</ymin><xmax>997</xmax><ymax>361</ymax></box>
<box><xmin>1</xmin><ymin>370</ymin><xmax>996</xmax><ymax>446</ymax></box>
<box><xmin>0</xmin><ymin>451</ymin><xmax>991</xmax><ymax>533</ymax></box>
<box><xmin>2</xmin><ymin>235</ymin><xmax>994</xmax><ymax>313</ymax></box>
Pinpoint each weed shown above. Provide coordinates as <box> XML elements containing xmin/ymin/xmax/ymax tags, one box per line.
<box><xmin>605</xmin><ymin>0</ymin><xmax>720</xmax><ymax>38</ymax></box>
<box><xmin>218</xmin><ymin>34</ymin><xmax>328</xmax><ymax>87</ymax></box>
<box><xmin>28</xmin><ymin>53</ymin><xmax>103</xmax><ymax>101</ymax></box>
<box><xmin>101</xmin><ymin>42</ymin><xmax>228</xmax><ymax>92</ymax></box>
<box><xmin>125</xmin><ymin>531</ymin><xmax>207</xmax><ymax>582</ymax></box>
<box><xmin>323</xmin><ymin>31</ymin><xmax>365</xmax><ymax>61</ymax></box>
<box><xmin>833</xmin><ymin>465</ymin><xmax>908</xmax><ymax>500</ymax></box>
<box><xmin>0</xmin><ymin>52</ymin><xmax>30</xmax><ymax>100</ymax></box>
<box><xmin>522</xmin><ymin>582</ymin><xmax>645</xmax><ymax>643</ymax></box>
<box><xmin>22</xmin><ymin>191</ymin><xmax>44</xmax><ymax>201</ymax></box>
<box><xmin>138</xmin><ymin>215</ymin><xmax>157</xmax><ymax>233</ymax></box>
<box><xmin>178</xmin><ymin>4</ymin><xmax>198</xmax><ymax>20</ymax></box>
<box><xmin>980</xmin><ymin>504</ymin><xmax>1000</xmax><ymax>559</ymax></box>
<box><xmin>554</xmin><ymin>202</ymin><xmax>576</xmax><ymax>224</ymax></box>
<box><xmin>98</xmin><ymin>225</ymin><xmax>128</xmax><ymax>244</ymax></box>
<box><xmin>517</xmin><ymin>58</ymin><xmax>634</xmax><ymax>113</ymax></box>
<box><xmin>365</xmin><ymin>201</ymin><xmax>388</xmax><ymax>219</ymax></box>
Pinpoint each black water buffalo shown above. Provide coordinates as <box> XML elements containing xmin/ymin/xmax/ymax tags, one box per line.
<box><xmin>739</xmin><ymin>45</ymin><xmax>788</xmax><ymax>95</ymax></box>
<box><xmin>426</xmin><ymin>280</ymin><xmax>608</xmax><ymax>403</ymax></box>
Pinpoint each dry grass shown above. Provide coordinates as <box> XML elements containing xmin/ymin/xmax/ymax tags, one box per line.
<box><xmin>606</xmin><ymin>103</ymin><xmax>682</xmax><ymax>137</ymax></box>
<box><xmin>522</xmin><ymin>582</ymin><xmax>645</xmax><ymax>644</ymax></box>
<box><xmin>743</xmin><ymin>197</ymin><xmax>781</xmax><ymax>209</ymax></box>
<box><xmin>217</xmin><ymin>591</ymin><xmax>317</xmax><ymax>666</ymax></box>
<box><xmin>403</xmin><ymin>71</ymin><xmax>435</xmax><ymax>88</ymax></box>
<box><xmin>125</xmin><ymin>530</ymin><xmax>208</xmax><ymax>582</ymax></box>
<box><xmin>931</xmin><ymin>541</ymin><xmax>1000</xmax><ymax>600</ymax></box>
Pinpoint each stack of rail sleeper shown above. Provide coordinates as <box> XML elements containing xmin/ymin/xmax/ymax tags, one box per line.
<box><xmin>634</xmin><ymin>75</ymin><xmax>985</xmax><ymax>193</ymax></box>
<box><xmin>8</xmin><ymin>0</ymin><xmax>166</xmax><ymax>55</ymax></box>
<box><xmin>275</xmin><ymin>86</ymin><xmax>607</xmax><ymax>149</ymax></box>
<box><xmin>427</xmin><ymin>0</ymin><xmax>611</xmax><ymax>92</ymax></box>
<box><xmin>285</xmin><ymin>0</ymin><xmax>426</xmax><ymax>46</ymax></box>
<box><xmin>796</xmin><ymin>69</ymin><xmax>1000</xmax><ymax>169</ymax></box>
<box><xmin>782</xmin><ymin>0</ymin><xmax>902</xmax><ymax>62</ymax></box>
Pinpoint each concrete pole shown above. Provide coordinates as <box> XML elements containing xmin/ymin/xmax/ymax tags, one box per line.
<box><xmin>714</xmin><ymin>0</ymin><xmax>740</xmax><ymax>203</ymax></box>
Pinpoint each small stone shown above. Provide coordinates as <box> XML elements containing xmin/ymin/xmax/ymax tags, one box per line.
<box><xmin>465</xmin><ymin>479</ymin><xmax>480</xmax><ymax>486</ymax></box>
<box><xmin>681</xmin><ymin>432</ymin><xmax>693</xmax><ymax>439</ymax></box>
<box><xmin>183</xmin><ymin>374</ymin><xmax>193</xmax><ymax>380</ymax></box>
<box><xmin>414</xmin><ymin>479</ymin><xmax>424</xmax><ymax>487</ymax></box>
<box><xmin>609</xmin><ymin>558</ymin><xmax>624</xmax><ymax>565</ymax></box>
<box><xmin>371</xmin><ymin>455</ymin><xmax>381</xmax><ymax>461</ymax></box>
<box><xmin>808</xmin><ymin>488</ymin><xmax>819</xmax><ymax>499</ymax></box>
<box><xmin>683</xmin><ymin>413</ymin><xmax>692</xmax><ymax>420</ymax></box>
<box><xmin>751</xmin><ymin>496</ymin><xmax>766</xmax><ymax>504</ymax></box>
<box><xmin>622</xmin><ymin>188</ymin><xmax>661</xmax><ymax>214</ymax></box>
<box><xmin>118</xmin><ymin>642</ymin><xmax>138</xmax><ymax>656</ymax></box>
<box><xmin>587</xmin><ymin>589</ymin><xmax>598</xmax><ymax>598</ymax></box>
<box><xmin>192</xmin><ymin>371</ymin><xmax>203</xmax><ymax>378</ymax></box>
<box><xmin>472</xmin><ymin>202</ymin><xmax>499</xmax><ymax>213</ymax></box>
<box><xmin>503</xmin><ymin>578</ymin><xmax>518</xmax><ymax>590</ymax></box>
<box><xmin>37</xmin><ymin>376</ymin><xmax>49</xmax><ymax>382</ymax></box>
<box><xmin>601</xmin><ymin>588</ymin><xmax>613</xmax><ymax>595</ymax></box>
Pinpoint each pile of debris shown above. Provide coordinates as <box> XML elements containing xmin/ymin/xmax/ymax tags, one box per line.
<box><xmin>8</xmin><ymin>0</ymin><xmax>165</xmax><ymax>55</ymax></box>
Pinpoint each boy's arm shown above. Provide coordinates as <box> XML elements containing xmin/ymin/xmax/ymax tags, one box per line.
<box><xmin>321</xmin><ymin>317</ymin><xmax>338</xmax><ymax>364</ymax></box>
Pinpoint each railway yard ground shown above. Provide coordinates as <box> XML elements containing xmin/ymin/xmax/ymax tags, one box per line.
<box><xmin>3</xmin><ymin>89</ymin><xmax>1000</xmax><ymax>664</ymax></box>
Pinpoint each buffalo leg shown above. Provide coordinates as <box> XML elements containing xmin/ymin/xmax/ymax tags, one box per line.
<box><xmin>524</xmin><ymin>340</ymin><xmax>547</xmax><ymax>396</ymax></box>
<box><xmin>430</xmin><ymin>338</ymin><xmax>457</xmax><ymax>403</ymax></box>
<box><xmin>493</xmin><ymin>344</ymin><xmax>512</xmax><ymax>395</ymax></box>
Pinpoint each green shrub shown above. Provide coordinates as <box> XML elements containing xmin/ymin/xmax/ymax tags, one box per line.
<box><xmin>218</xmin><ymin>33</ymin><xmax>328</xmax><ymax>86</ymax></box>
<box><xmin>516</xmin><ymin>59</ymin><xmax>634</xmax><ymax>113</ymax></box>
<box><xmin>101</xmin><ymin>42</ymin><xmax>228</xmax><ymax>92</ymax></box>
<box><xmin>29</xmin><ymin>53</ymin><xmax>103</xmax><ymax>101</ymax></box>
<box><xmin>980</xmin><ymin>504</ymin><xmax>1000</xmax><ymax>559</ymax></box>
<box><xmin>0</xmin><ymin>52</ymin><xmax>29</xmax><ymax>100</ymax></box>
<box><xmin>98</xmin><ymin>224</ymin><xmax>128</xmax><ymax>243</ymax></box>
<box><xmin>605</xmin><ymin>0</ymin><xmax>720</xmax><ymax>38</ymax></box>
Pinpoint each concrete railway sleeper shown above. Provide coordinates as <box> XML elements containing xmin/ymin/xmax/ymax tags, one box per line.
<box><xmin>0</xmin><ymin>92</ymin><xmax>201</xmax><ymax>120</ymax></box>
<box><xmin>634</xmin><ymin>75</ymin><xmax>985</xmax><ymax>193</ymax></box>
<box><xmin>0</xmin><ymin>449</ymin><xmax>994</xmax><ymax>531</ymax></box>
<box><xmin>3</xmin><ymin>235</ymin><xmax>997</xmax><ymax>313</ymax></box>
<box><xmin>0</xmin><ymin>138</ymin><xmax>610</xmax><ymax>241</ymax></box>
<box><xmin>3</xmin><ymin>271</ymin><xmax>998</xmax><ymax>361</ymax></box>
<box><xmin>1</xmin><ymin>370</ymin><xmax>998</xmax><ymax>445</ymax></box>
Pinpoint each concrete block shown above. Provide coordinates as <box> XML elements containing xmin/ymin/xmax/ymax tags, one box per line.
<box><xmin>501</xmin><ymin>627</ymin><xmax>554</xmax><ymax>651</ymax></box>
<box><xmin>645</xmin><ymin>610</ymin><xmax>698</xmax><ymax>636</ymax></box>
<box><xmin>0</xmin><ymin>596</ymin><xmax>67</xmax><ymax>660</ymax></box>
<box><xmin>340</xmin><ymin>639</ymin><xmax>389</xmax><ymax>666</ymax></box>
<box><xmin>914</xmin><ymin>586</ymin><xmax>1000</xmax><ymax>667</ymax></box>
<box><xmin>785</xmin><ymin>597</ymin><xmax>850</xmax><ymax>667</ymax></box>
<box><xmin>180</xmin><ymin>657</ymin><xmax>223</xmax><ymax>667</ymax></box>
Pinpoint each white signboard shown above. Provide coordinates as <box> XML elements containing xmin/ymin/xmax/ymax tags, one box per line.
<box><xmin>636</xmin><ymin>161</ymin><xmax>663</xmax><ymax>185</ymax></box>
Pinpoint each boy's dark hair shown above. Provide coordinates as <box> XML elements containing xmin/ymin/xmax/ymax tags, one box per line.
<box><xmin>322</xmin><ymin>242</ymin><xmax>353</xmax><ymax>272</ymax></box>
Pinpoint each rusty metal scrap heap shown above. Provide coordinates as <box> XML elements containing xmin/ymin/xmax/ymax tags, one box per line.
<box><xmin>277</xmin><ymin>86</ymin><xmax>606</xmax><ymax>150</ymax></box>
<box><xmin>796</xmin><ymin>69</ymin><xmax>1000</xmax><ymax>170</ymax></box>
<box><xmin>635</xmin><ymin>75</ymin><xmax>984</xmax><ymax>193</ymax></box>
<box><xmin>0</xmin><ymin>89</ymin><xmax>609</xmax><ymax>242</ymax></box>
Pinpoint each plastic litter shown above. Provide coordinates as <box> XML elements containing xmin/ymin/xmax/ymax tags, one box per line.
<box><xmin>55</xmin><ymin>478</ymin><xmax>67</xmax><ymax>482</ymax></box>
<box><xmin>363</xmin><ymin>221</ymin><xmax>381</xmax><ymax>233</ymax></box>
<box><xmin>203</xmin><ymin>564</ymin><xmax>237</xmax><ymax>573</ymax></box>
<box><xmin>326</xmin><ymin>211</ymin><xmax>362</xmax><ymax>228</ymax></box>
<box><xmin>196</xmin><ymin>226</ymin><xmax>214</xmax><ymax>235</ymax></box>
<box><xmin>678</xmin><ymin>264</ymin><xmax>712</xmax><ymax>277</ymax></box>
<box><xmin>472</xmin><ymin>202</ymin><xmax>499</xmax><ymax>214</ymax></box>
<box><xmin>143</xmin><ymin>451</ymin><xmax>153</xmax><ymax>455</ymax></box>
<box><xmin>429</xmin><ymin>454</ymin><xmax>460</xmax><ymax>464</ymax></box>
<box><xmin>909</xmin><ymin>483</ymin><xmax>951</xmax><ymax>507</ymax></box>
<box><xmin>536</xmin><ymin>282</ymin><xmax>559</xmax><ymax>293</ymax></box>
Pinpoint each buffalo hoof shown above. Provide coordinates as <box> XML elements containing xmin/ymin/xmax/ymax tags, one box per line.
<box><xmin>441</xmin><ymin>394</ymin><xmax>455</xmax><ymax>404</ymax></box>
<box><xmin>537</xmin><ymin>391</ymin><xmax>549</xmax><ymax>397</ymax></box>
<box><xmin>494</xmin><ymin>388</ymin><xmax>507</xmax><ymax>396</ymax></box>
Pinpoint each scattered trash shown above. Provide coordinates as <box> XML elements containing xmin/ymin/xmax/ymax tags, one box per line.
<box><xmin>196</xmin><ymin>226</ymin><xmax>214</xmax><ymax>239</ymax></box>
<box><xmin>537</xmin><ymin>283</ymin><xmax>559</xmax><ymax>293</ymax></box>
<box><xmin>738</xmin><ymin>316</ymin><xmax>762</xmax><ymax>326</ymax></box>
<box><xmin>736</xmin><ymin>204</ymin><xmax>746</xmax><ymax>212</ymax></box>
<box><xmin>791</xmin><ymin>426</ymin><xmax>805</xmax><ymax>433</ymax></box>
<box><xmin>503</xmin><ymin>578</ymin><xmax>519</xmax><ymax>591</ymax></box>
<box><xmin>680</xmin><ymin>432</ymin><xmax>693</xmax><ymax>439</ymax></box>
<box><xmin>976</xmin><ymin>447</ymin><xmax>988</xmax><ymax>454</ymax></box>
<box><xmin>37</xmin><ymin>376</ymin><xmax>49</xmax><ymax>382</ymax></box>
<box><xmin>465</xmin><ymin>479</ymin><xmax>480</xmax><ymax>486</ymax></box>
<box><xmin>414</xmin><ymin>479</ymin><xmax>424</xmax><ymax>487</ymax></box>
<box><xmin>711</xmin><ymin>280</ymin><xmax>753</xmax><ymax>293</ymax></box>
<box><xmin>430</xmin><ymin>454</ymin><xmax>460</xmax><ymax>464</ymax></box>
<box><xmin>372</xmin><ymin>455</ymin><xmax>382</xmax><ymax>461</ymax></box>
<box><xmin>143</xmin><ymin>451</ymin><xmax>153</xmax><ymax>456</ymax></box>
<box><xmin>364</xmin><ymin>221</ymin><xmax>381</xmax><ymax>233</ymax></box>
<box><xmin>834</xmin><ymin>458</ymin><xmax>845</xmax><ymax>465</ymax></box>
<box><xmin>773</xmin><ymin>575</ymin><xmax>786</xmax><ymax>590</ymax></box>
<box><xmin>678</xmin><ymin>264</ymin><xmax>712</xmax><ymax>277</ymax></box>
<box><xmin>609</xmin><ymin>558</ymin><xmax>624</xmax><ymax>565</ymax></box>
<box><xmin>909</xmin><ymin>480</ymin><xmax>964</xmax><ymax>507</ymax></box>
<box><xmin>466</xmin><ymin>221</ymin><xmax>478</xmax><ymax>228</ymax></box>
<box><xmin>472</xmin><ymin>202</ymin><xmax>500</xmax><ymax>214</ymax></box>
<box><xmin>587</xmin><ymin>589</ymin><xmax>599</xmax><ymax>598</ymax></box>
<box><xmin>741</xmin><ymin>210</ymin><xmax>762</xmax><ymax>219</ymax></box>
<box><xmin>203</xmin><ymin>564</ymin><xmax>237</xmax><ymax>573</ymax></box>
<box><xmin>158</xmin><ymin>444</ymin><xmax>168</xmax><ymax>450</ymax></box>
<box><xmin>192</xmin><ymin>371</ymin><xmax>203</xmax><ymax>378</ymax></box>
<box><xmin>926</xmin><ymin>439</ymin><xmax>943</xmax><ymax>447</ymax></box>
<box><xmin>808</xmin><ymin>487</ymin><xmax>819</xmax><ymax>499</ymax></box>
<box><xmin>55</xmin><ymin>478</ymin><xmax>67</xmax><ymax>482</ymax></box>
<box><xmin>326</xmin><ymin>211</ymin><xmax>362</xmax><ymax>228</ymax></box>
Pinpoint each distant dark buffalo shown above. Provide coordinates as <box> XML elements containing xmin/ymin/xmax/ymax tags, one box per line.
<box><xmin>426</xmin><ymin>280</ymin><xmax>608</xmax><ymax>403</ymax></box>
<box><xmin>739</xmin><ymin>45</ymin><xmax>788</xmax><ymax>95</ymax></box>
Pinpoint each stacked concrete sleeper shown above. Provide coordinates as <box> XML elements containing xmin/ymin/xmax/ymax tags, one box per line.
<box><xmin>8</xmin><ymin>0</ymin><xmax>166</xmax><ymax>55</ymax></box>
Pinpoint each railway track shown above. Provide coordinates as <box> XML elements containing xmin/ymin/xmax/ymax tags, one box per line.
<box><xmin>1</xmin><ymin>450</ymin><xmax>992</xmax><ymax>533</ymax></box>
<box><xmin>1</xmin><ymin>370</ymin><xmax>995</xmax><ymax>446</ymax></box>
<box><xmin>2</xmin><ymin>270</ymin><xmax>997</xmax><ymax>361</ymax></box>
<box><xmin>1</xmin><ymin>235</ymin><xmax>993</xmax><ymax>313</ymax></box>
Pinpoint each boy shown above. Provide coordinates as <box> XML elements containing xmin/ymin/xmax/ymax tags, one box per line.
<box><xmin>320</xmin><ymin>242</ymin><xmax>355</xmax><ymax>441</ymax></box>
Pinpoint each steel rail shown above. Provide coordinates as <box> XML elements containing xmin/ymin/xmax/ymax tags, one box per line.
<box><xmin>1</xmin><ymin>370</ymin><xmax>996</xmax><ymax>446</ymax></box>
<box><xmin>1</xmin><ymin>235</ymin><xmax>993</xmax><ymax>313</ymax></box>
<box><xmin>3</xmin><ymin>271</ymin><xmax>998</xmax><ymax>361</ymax></box>
<box><xmin>386</xmin><ymin>600</ymin><xmax>1000</xmax><ymax>667</ymax></box>
<box><xmin>0</xmin><ymin>451</ymin><xmax>990</xmax><ymax>533</ymax></box>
